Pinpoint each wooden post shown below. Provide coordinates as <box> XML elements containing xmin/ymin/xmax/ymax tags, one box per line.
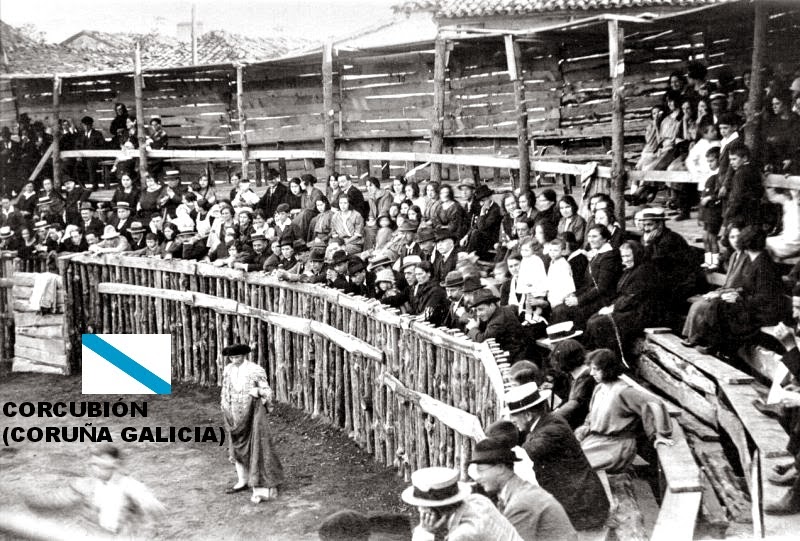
<box><xmin>277</xmin><ymin>143</ymin><xmax>287</xmax><ymax>182</ymax></box>
<box><xmin>52</xmin><ymin>75</ymin><xmax>61</xmax><ymax>190</ymax></box>
<box><xmin>380</xmin><ymin>138</ymin><xmax>390</xmax><ymax>180</ymax></box>
<box><xmin>608</xmin><ymin>20</ymin><xmax>626</xmax><ymax>230</ymax></box>
<box><xmin>191</xmin><ymin>4</ymin><xmax>198</xmax><ymax>66</ymax></box>
<box><xmin>745</xmin><ymin>1</ymin><xmax>767</xmax><ymax>160</ymax></box>
<box><xmin>505</xmin><ymin>35</ymin><xmax>530</xmax><ymax>190</ymax></box>
<box><xmin>431</xmin><ymin>39</ymin><xmax>446</xmax><ymax>184</ymax></box>
<box><xmin>133</xmin><ymin>41</ymin><xmax>148</xmax><ymax>188</ymax></box>
<box><xmin>236</xmin><ymin>65</ymin><xmax>249</xmax><ymax>179</ymax></box>
<box><xmin>492</xmin><ymin>138</ymin><xmax>501</xmax><ymax>184</ymax></box>
<box><xmin>323</xmin><ymin>41</ymin><xmax>336</xmax><ymax>178</ymax></box>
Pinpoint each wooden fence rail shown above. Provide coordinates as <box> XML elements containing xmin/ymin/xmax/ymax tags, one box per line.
<box><xmin>53</xmin><ymin>253</ymin><xmax>505</xmax><ymax>480</ymax></box>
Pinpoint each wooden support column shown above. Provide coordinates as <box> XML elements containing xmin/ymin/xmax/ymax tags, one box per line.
<box><xmin>492</xmin><ymin>138</ymin><xmax>501</xmax><ymax>184</ymax></box>
<box><xmin>323</xmin><ymin>41</ymin><xmax>336</xmax><ymax>178</ymax></box>
<box><xmin>133</xmin><ymin>42</ymin><xmax>148</xmax><ymax>188</ymax></box>
<box><xmin>51</xmin><ymin>75</ymin><xmax>61</xmax><ymax>190</ymax></box>
<box><xmin>505</xmin><ymin>35</ymin><xmax>530</xmax><ymax>190</ymax></box>
<box><xmin>277</xmin><ymin>143</ymin><xmax>287</xmax><ymax>182</ymax></box>
<box><xmin>745</xmin><ymin>1</ymin><xmax>767</xmax><ymax>160</ymax></box>
<box><xmin>430</xmin><ymin>38</ymin><xmax>446</xmax><ymax>183</ymax></box>
<box><xmin>380</xmin><ymin>139</ymin><xmax>390</xmax><ymax>180</ymax></box>
<box><xmin>608</xmin><ymin>20</ymin><xmax>626</xmax><ymax>230</ymax></box>
<box><xmin>236</xmin><ymin>65</ymin><xmax>249</xmax><ymax>179</ymax></box>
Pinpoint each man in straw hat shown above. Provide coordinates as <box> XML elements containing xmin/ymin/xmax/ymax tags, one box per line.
<box><xmin>505</xmin><ymin>382</ymin><xmax>609</xmax><ymax>530</ymax></box>
<box><xmin>88</xmin><ymin>225</ymin><xmax>130</xmax><ymax>254</ymax></box>
<box><xmin>467</xmin><ymin>437</ymin><xmax>576</xmax><ymax>541</ymax></box>
<box><xmin>402</xmin><ymin>466</ymin><xmax>522</xmax><ymax>540</ymax></box>
<box><xmin>466</xmin><ymin>288</ymin><xmax>526</xmax><ymax>362</ymax></box>
<box><xmin>220</xmin><ymin>343</ymin><xmax>284</xmax><ymax>504</ymax></box>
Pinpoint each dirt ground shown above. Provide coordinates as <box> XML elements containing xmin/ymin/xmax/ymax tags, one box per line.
<box><xmin>0</xmin><ymin>368</ymin><xmax>413</xmax><ymax>540</ymax></box>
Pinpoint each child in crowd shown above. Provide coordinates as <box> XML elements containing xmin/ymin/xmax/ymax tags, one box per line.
<box><xmin>699</xmin><ymin>146</ymin><xmax>723</xmax><ymax>270</ymax></box>
<box><xmin>516</xmin><ymin>238</ymin><xmax>548</xmax><ymax>324</ymax></box>
<box><xmin>545</xmin><ymin>237</ymin><xmax>576</xmax><ymax>312</ymax></box>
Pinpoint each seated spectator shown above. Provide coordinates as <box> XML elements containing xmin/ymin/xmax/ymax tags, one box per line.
<box><xmin>763</xmin><ymin>91</ymin><xmax>800</xmax><ymax>174</ymax></box>
<box><xmin>585</xmin><ymin>240</ymin><xmax>660</xmax><ymax>358</ymax></box>
<box><xmin>544</xmin><ymin>238</ymin><xmax>575</xmax><ymax>315</ymax></box>
<box><xmin>231</xmin><ymin>178</ymin><xmax>260</xmax><ymax>208</ymax></box>
<box><xmin>330</xmin><ymin>194</ymin><xmax>364</xmax><ymax>254</ymax></box>
<box><xmin>561</xmin><ymin>232</ymin><xmax>587</xmax><ymax>289</ymax></box>
<box><xmin>409</xmin><ymin>261</ymin><xmax>448</xmax><ymax>326</ymax></box>
<box><xmin>372</xmin><ymin>213</ymin><xmax>395</xmax><ymax>252</ymax></box>
<box><xmin>88</xmin><ymin>225</ymin><xmax>131</xmax><ymax>254</ymax></box>
<box><xmin>0</xmin><ymin>225</ymin><xmax>18</xmax><ymax>251</ymax></box>
<box><xmin>402</xmin><ymin>467</ymin><xmax>520</xmax><ymax>541</ymax></box>
<box><xmin>548</xmin><ymin>339</ymin><xmax>594</xmax><ymax>429</ymax></box>
<box><xmin>430</xmin><ymin>184</ymin><xmax>467</xmax><ymax>240</ymax></box>
<box><xmin>557</xmin><ymin>196</ymin><xmax>586</xmax><ymax>248</ymax></box>
<box><xmin>309</xmin><ymin>196</ymin><xmax>333</xmax><ymax>243</ymax></box>
<box><xmin>345</xmin><ymin>256</ymin><xmax>368</xmax><ymax>296</ymax></box>
<box><xmin>267</xmin><ymin>204</ymin><xmax>296</xmax><ymax>242</ymax></box>
<box><xmin>375</xmin><ymin>267</ymin><xmax>408</xmax><ymax>309</ymax></box>
<box><xmin>441</xmin><ymin>271</ymin><xmax>469</xmax><ymax>332</ymax></box>
<box><xmin>463</xmin><ymin>184</ymin><xmax>501</xmax><ymax>260</ymax></box>
<box><xmin>432</xmin><ymin>227</ymin><xmax>459</xmax><ymax>284</ymax></box>
<box><xmin>592</xmin><ymin>208</ymin><xmax>623</xmax><ymax>249</ymax></box>
<box><xmin>575</xmin><ymin>349</ymin><xmax>673</xmax><ymax>472</ymax></box>
<box><xmin>516</xmin><ymin>239</ymin><xmax>548</xmax><ymax>324</ymax></box>
<box><xmin>505</xmin><ymin>382</ymin><xmax>609</xmax><ymax>530</ymax></box>
<box><xmin>110</xmin><ymin>174</ymin><xmax>140</xmax><ymax>210</ymax></box>
<box><xmin>467</xmin><ymin>438</ymin><xmax>577</xmax><ymax>541</ymax></box>
<box><xmin>160</xmin><ymin>223</ymin><xmax>182</xmax><ymax>259</ymax></box>
<box><xmin>766</xmin><ymin>187</ymin><xmax>800</xmax><ymax>260</ymax></box>
<box><xmin>533</xmin><ymin>189</ymin><xmax>559</xmax><ymax>232</ymax></box>
<box><xmin>632</xmin><ymin>106</ymin><xmax>665</xmax><ymax>173</ymax></box>
<box><xmin>682</xmin><ymin>225</ymin><xmax>787</xmax><ymax>354</ymax></box>
<box><xmin>286</xmin><ymin>177</ymin><xmax>302</xmax><ymax>213</ymax></box>
<box><xmin>466</xmin><ymin>288</ymin><xmax>526</xmax><ymax>363</ymax></box>
<box><xmin>552</xmin><ymin>225</ymin><xmax>622</xmax><ymax>329</ymax></box>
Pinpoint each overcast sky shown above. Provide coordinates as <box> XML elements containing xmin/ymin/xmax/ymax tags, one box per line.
<box><xmin>1</xmin><ymin>0</ymin><xmax>399</xmax><ymax>42</ymax></box>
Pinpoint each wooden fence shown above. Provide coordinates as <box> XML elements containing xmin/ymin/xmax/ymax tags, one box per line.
<box><xmin>55</xmin><ymin>253</ymin><xmax>505</xmax><ymax>479</ymax></box>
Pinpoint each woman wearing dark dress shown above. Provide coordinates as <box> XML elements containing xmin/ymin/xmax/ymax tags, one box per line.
<box><xmin>552</xmin><ymin>225</ymin><xmax>623</xmax><ymax>328</ymax></box>
<box><xmin>137</xmin><ymin>175</ymin><xmax>165</xmax><ymax>222</ymax></box>
<box><xmin>110</xmin><ymin>174</ymin><xmax>140</xmax><ymax>209</ymax></box>
<box><xmin>430</xmin><ymin>184</ymin><xmax>467</xmax><ymax>240</ymax></box>
<box><xmin>585</xmin><ymin>240</ymin><xmax>660</xmax><ymax>357</ymax></box>
<box><xmin>593</xmin><ymin>208</ymin><xmax>624</xmax><ymax>249</ymax></box>
<box><xmin>682</xmin><ymin>225</ymin><xmax>788</xmax><ymax>354</ymax></box>
<box><xmin>557</xmin><ymin>196</ymin><xmax>586</xmax><ymax>248</ymax></box>
<box><xmin>549</xmin><ymin>339</ymin><xmax>595</xmax><ymax>429</ymax></box>
<box><xmin>160</xmin><ymin>223</ymin><xmax>183</xmax><ymax>259</ymax></box>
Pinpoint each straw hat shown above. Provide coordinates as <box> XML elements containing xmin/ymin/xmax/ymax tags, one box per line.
<box><xmin>401</xmin><ymin>467</ymin><xmax>471</xmax><ymax>508</ymax></box>
<box><xmin>540</xmin><ymin>321</ymin><xmax>582</xmax><ymax>345</ymax></box>
<box><xmin>100</xmin><ymin>225</ymin><xmax>120</xmax><ymax>240</ymax></box>
<box><xmin>375</xmin><ymin>268</ymin><xmax>395</xmax><ymax>284</ymax></box>
<box><xmin>504</xmin><ymin>382</ymin><xmax>552</xmax><ymax>414</ymax></box>
<box><xmin>0</xmin><ymin>226</ymin><xmax>14</xmax><ymax>240</ymax></box>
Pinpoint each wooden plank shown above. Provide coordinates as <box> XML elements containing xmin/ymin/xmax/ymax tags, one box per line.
<box><xmin>12</xmin><ymin>356</ymin><xmax>67</xmax><ymax>375</ymax></box>
<box><xmin>12</xmin><ymin>312</ymin><xmax>64</xmax><ymax>328</ymax></box>
<box><xmin>650</xmin><ymin>491</ymin><xmax>701</xmax><ymax>541</ymax></box>
<box><xmin>14</xmin><ymin>335</ymin><xmax>65</xmax><ymax>354</ymax></box>
<box><xmin>698</xmin><ymin>469</ymin><xmax>730</xmax><ymax>533</ymax></box>
<box><xmin>637</xmin><ymin>354</ymin><xmax>717</xmax><ymax>427</ymax></box>
<box><xmin>738</xmin><ymin>345</ymin><xmax>782</xmax><ymax>384</ymax></box>
<box><xmin>645</xmin><ymin>345</ymin><xmax>717</xmax><ymax>395</ymax></box>
<box><xmin>14</xmin><ymin>345</ymin><xmax>67</xmax><ymax>366</ymax></box>
<box><xmin>16</xmin><ymin>325</ymin><xmax>63</xmax><ymax>339</ymax></box>
<box><xmin>656</xmin><ymin>422</ymin><xmax>702</xmax><ymax>493</ymax></box>
<box><xmin>645</xmin><ymin>331</ymin><xmax>754</xmax><ymax>384</ymax></box>
<box><xmin>717</xmin><ymin>381</ymin><xmax>791</xmax><ymax>459</ymax></box>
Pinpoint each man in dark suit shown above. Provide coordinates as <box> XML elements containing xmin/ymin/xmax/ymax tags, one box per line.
<box><xmin>258</xmin><ymin>170</ymin><xmax>289</xmax><ymax>221</ymax></box>
<box><xmin>0</xmin><ymin>127</ymin><xmax>20</xmax><ymax>195</ymax></box>
<box><xmin>62</xmin><ymin>177</ymin><xmax>91</xmax><ymax>226</ymax></box>
<box><xmin>466</xmin><ymin>289</ymin><xmax>526</xmax><ymax>363</ymax></box>
<box><xmin>78</xmin><ymin>202</ymin><xmax>105</xmax><ymax>238</ymax></box>
<box><xmin>336</xmin><ymin>175</ymin><xmax>367</xmax><ymax>220</ymax></box>
<box><xmin>431</xmin><ymin>227</ymin><xmax>459</xmax><ymax>284</ymax></box>
<box><xmin>506</xmin><ymin>382</ymin><xmax>610</xmax><ymax>531</ymax></box>
<box><xmin>74</xmin><ymin>116</ymin><xmax>107</xmax><ymax>187</ymax></box>
<box><xmin>463</xmin><ymin>184</ymin><xmax>502</xmax><ymax>260</ymax></box>
<box><xmin>110</xmin><ymin>202</ymin><xmax>134</xmax><ymax>244</ymax></box>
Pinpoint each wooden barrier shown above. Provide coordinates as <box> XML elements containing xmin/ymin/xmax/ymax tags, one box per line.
<box><xmin>58</xmin><ymin>253</ymin><xmax>504</xmax><ymax>480</ymax></box>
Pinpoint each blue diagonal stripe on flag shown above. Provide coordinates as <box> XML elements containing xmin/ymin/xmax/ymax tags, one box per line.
<box><xmin>82</xmin><ymin>334</ymin><xmax>171</xmax><ymax>394</ymax></box>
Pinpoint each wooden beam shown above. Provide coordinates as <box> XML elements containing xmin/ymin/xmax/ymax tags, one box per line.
<box><xmin>380</xmin><ymin>139</ymin><xmax>390</xmax><ymax>180</ymax></box>
<box><xmin>236</xmin><ymin>65</ymin><xmax>249</xmax><ymax>179</ymax></box>
<box><xmin>133</xmin><ymin>41</ymin><xmax>147</xmax><ymax>186</ymax></box>
<box><xmin>51</xmin><ymin>75</ymin><xmax>61</xmax><ymax>190</ymax></box>
<box><xmin>608</xmin><ymin>19</ymin><xmax>626</xmax><ymax>231</ymax></box>
<box><xmin>27</xmin><ymin>143</ymin><xmax>53</xmax><ymax>183</ymax></box>
<box><xmin>430</xmin><ymin>38</ymin><xmax>446</xmax><ymax>184</ymax></box>
<box><xmin>322</xmin><ymin>41</ymin><xmax>335</xmax><ymax>178</ymax></box>
<box><xmin>505</xmin><ymin>35</ymin><xmax>530</xmax><ymax>190</ymax></box>
<box><xmin>744</xmin><ymin>0</ymin><xmax>767</xmax><ymax>158</ymax></box>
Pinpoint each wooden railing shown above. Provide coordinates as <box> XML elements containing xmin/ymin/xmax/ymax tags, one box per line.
<box><xmin>56</xmin><ymin>253</ymin><xmax>505</xmax><ymax>479</ymax></box>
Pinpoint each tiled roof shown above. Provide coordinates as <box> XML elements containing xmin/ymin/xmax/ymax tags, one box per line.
<box><xmin>0</xmin><ymin>21</ymin><xmax>313</xmax><ymax>75</ymax></box>
<box><xmin>394</xmin><ymin>0</ymin><xmax>732</xmax><ymax>18</ymax></box>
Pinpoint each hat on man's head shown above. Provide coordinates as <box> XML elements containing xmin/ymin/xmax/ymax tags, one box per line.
<box><xmin>709</xmin><ymin>92</ymin><xmax>728</xmax><ymax>101</ymax></box>
<box><xmin>484</xmin><ymin>420</ymin><xmax>520</xmax><ymax>450</ymax></box>
<box><xmin>222</xmin><ymin>343</ymin><xmax>251</xmax><ymax>357</ymax></box>
<box><xmin>468</xmin><ymin>288</ymin><xmax>499</xmax><ymax>309</ymax></box>
<box><xmin>36</xmin><ymin>196</ymin><xmax>51</xmax><ymax>207</ymax></box>
<box><xmin>474</xmin><ymin>184</ymin><xmax>493</xmax><ymax>202</ymax></box>
<box><xmin>718</xmin><ymin>112</ymin><xmax>742</xmax><ymax>126</ymax></box>
<box><xmin>280</xmin><ymin>237</ymin><xmax>294</xmax><ymax>248</ymax></box>
<box><xmin>100</xmin><ymin>224</ymin><xmax>120</xmax><ymax>240</ymax></box>
<box><xmin>375</xmin><ymin>268</ymin><xmax>395</xmax><ymax>284</ymax></box>
<box><xmin>308</xmin><ymin>238</ymin><xmax>327</xmax><ymax>250</ymax></box>
<box><xmin>541</xmin><ymin>321</ymin><xmax>582</xmax><ymax>345</ymax></box>
<box><xmin>276</xmin><ymin>203</ymin><xmax>291</xmax><ymax>214</ymax></box>
<box><xmin>80</xmin><ymin>116</ymin><xmax>94</xmax><ymax>125</ymax></box>
<box><xmin>0</xmin><ymin>226</ymin><xmax>14</xmax><ymax>240</ymax></box>
<box><xmin>415</xmin><ymin>227</ymin><xmax>435</xmax><ymax>243</ymax></box>
<box><xmin>467</xmin><ymin>437</ymin><xmax>519</xmax><ymax>466</ymax></box>
<box><xmin>457</xmin><ymin>179</ymin><xmax>477</xmax><ymax>190</ymax></box>
<box><xmin>114</xmin><ymin>201</ymin><xmax>132</xmax><ymax>212</ymax></box>
<box><xmin>367</xmin><ymin>254</ymin><xmax>393</xmax><ymax>271</ymax></box>
<box><xmin>331</xmin><ymin>250</ymin><xmax>349</xmax><ymax>266</ymax></box>
<box><xmin>398</xmin><ymin>220</ymin><xmax>419</xmax><ymax>233</ymax></box>
<box><xmin>504</xmin><ymin>382</ymin><xmax>551</xmax><ymax>414</ymax></box>
<box><xmin>401</xmin><ymin>467</ymin><xmax>471</xmax><ymax>508</ymax></box>
<box><xmin>79</xmin><ymin>201</ymin><xmax>94</xmax><ymax>211</ymax></box>
<box><xmin>33</xmin><ymin>220</ymin><xmax>49</xmax><ymax>232</ymax></box>
<box><xmin>348</xmin><ymin>256</ymin><xmax>367</xmax><ymax>275</ymax></box>
<box><xmin>165</xmin><ymin>170</ymin><xmax>181</xmax><ymax>178</ymax></box>
<box><xmin>509</xmin><ymin>360</ymin><xmax>541</xmax><ymax>385</ymax></box>
<box><xmin>309</xmin><ymin>249</ymin><xmax>326</xmax><ymax>263</ymax></box>
<box><xmin>462</xmin><ymin>276</ymin><xmax>483</xmax><ymax>294</ymax></box>
<box><xmin>434</xmin><ymin>227</ymin><xmax>457</xmax><ymax>242</ymax></box>
<box><xmin>251</xmin><ymin>233</ymin><xmax>267</xmax><ymax>243</ymax></box>
<box><xmin>638</xmin><ymin>207</ymin><xmax>667</xmax><ymax>221</ymax></box>
<box><xmin>441</xmin><ymin>270</ymin><xmax>465</xmax><ymax>289</ymax></box>
<box><xmin>127</xmin><ymin>221</ymin><xmax>146</xmax><ymax>235</ymax></box>
<box><xmin>400</xmin><ymin>255</ymin><xmax>422</xmax><ymax>270</ymax></box>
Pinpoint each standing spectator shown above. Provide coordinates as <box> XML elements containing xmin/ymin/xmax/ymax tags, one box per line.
<box><xmin>109</xmin><ymin>103</ymin><xmax>130</xmax><ymax>145</ymax></box>
<box><xmin>62</xmin><ymin>177</ymin><xmax>90</xmax><ymax>227</ymax></box>
<box><xmin>763</xmin><ymin>91</ymin><xmax>800</xmax><ymax>174</ymax></box>
<box><xmin>0</xmin><ymin>126</ymin><xmax>20</xmax><ymax>194</ymax></box>
<box><xmin>699</xmin><ymin>147</ymin><xmax>724</xmax><ymax>269</ymax></box>
<box><xmin>74</xmin><ymin>116</ymin><xmax>106</xmax><ymax>188</ymax></box>
<box><xmin>145</xmin><ymin>117</ymin><xmax>168</xmax><ymax>179</ymax></box>
<box><xmin>722</xmin><ymin>143</ymin><xmax>764</xmax><ymax>229</ymax></box>
<box><xmin>258</xmin><ymin>170</ymin><xmax>289</xmax><ymax>221</ymax></box>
